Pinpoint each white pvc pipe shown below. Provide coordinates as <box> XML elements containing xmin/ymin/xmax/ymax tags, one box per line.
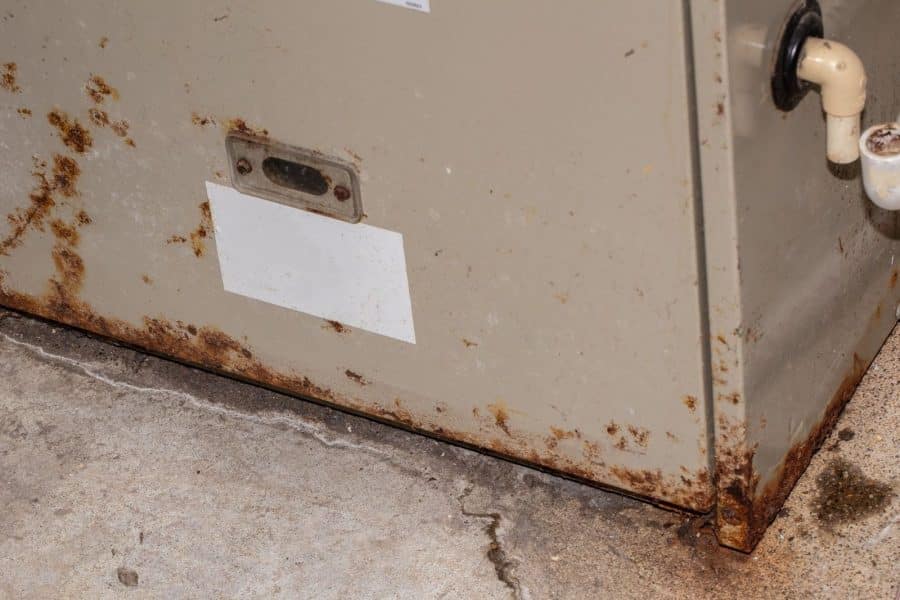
<box><xmin>797</xmin><ymin>38</ymin><xmax>867</xmax><ymax>164</ymax></box>
<box><xmin>860</xmin><ymin>123</ymin><xmax>900</xmax><ymax>211</ymax></box>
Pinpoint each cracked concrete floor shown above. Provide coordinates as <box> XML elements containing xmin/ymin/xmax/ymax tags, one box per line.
<box><xmin>0</xmin><ymin>312</ymin><xmax>897</xmax><ymax>599</ymax></box>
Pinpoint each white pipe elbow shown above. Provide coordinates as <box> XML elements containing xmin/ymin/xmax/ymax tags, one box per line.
<box><xmin>797</xmin><ymin>37</ymin><xmax>867</xmax><ymax>163</ymax></box>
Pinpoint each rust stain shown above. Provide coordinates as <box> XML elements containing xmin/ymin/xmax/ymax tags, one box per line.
<box><xmin>168</xmin><ymin>202</ymin><xmax>212</xmax><ymax>258</ymax></box>
<box><xmin>50</xmin><ymin>220</ymin><xmax>80</xmax><ymax>246</ymax></box>
<box><xmin>344</xmin><ymin>369</ymin><xmax>368</xmax><ymax>386</ymax></box>
<box><xmin>323</xmin><ymin>320</ymin><xmax>349</xmax><ymax>334</ymax></box>
<box><xmin>225</xmin><ymin>117</ymin><xmax>268</xmax><ymax>138</ymax></box>
<box><xmin>890</xmin><ymin>270</ymin><xmax>898</xmax><ymax>289</ymax></box>
<box><xmin>16</xmin><ymin>107</ymin><xmax>31</xmax><ymax>118</ymax></box>
<box><xmin>141</xmin><ymin>274</ymin><xmax>153</xmax><ymax>285</ymax></box>
<box><xmin>718</xmin><ymin>392</ymin><xmax>740</xmax><ymax>405</ymax></box>
<box><xmin>124</xmin><ymin>137</ymin><xmax>136</xmax><ymax>148</ymax></box>
<box><xmin>682</xmin><ymin>395</ymin><xmax>697</xmax><ymax>413</ymax></box>
<box><xmin>85</xmin><ymin>74</ymin><xmax>119</xmax><ymax>104</ymax></box>
<box><xmin>486</xmin><ymin>402</ymin><xmax>511</xmax><ymax>436</ymax></box>
<box><xmin>715</xmin><ymin>353</ymin><xmax>869</xmax><ymax>552</ymax></box>
<box><xmin>191</xmin><ymin>113</ymin><xmax>216</xmax><ymax>127</ymax></box>
<box><xmin>1</xmin><ymin>62</ymin><xmax>20</xmax><ymax>93</ymax></box>
<box><xmin>1</xmin><ymin>158</ymin><xmax>56</xmax><ymax>256</ymax></box>
<box><xmin>627</xmin><ymin>425</ymin><xmax>650</xmax><ymax>448</ymax></box>
<box><xmin>110</xmin><ymin>120</ymin><xmax>129</xmax><ymax>138</ymax></box>
<box><xmin>47</xmin><ymin>110</ymin><xmax>93</xmax><ymax>153</ymax></box>
<box><xmin>51</xmin><ymin>155</ymin><xmax>80</xmax><ymax>197</ymax></box>
<box><xmin>99</xmin><ymin>36</ymin><xmax>109</xmax><ymax>49</ymax></box>
<box><xmin>605</xmin><ymin>422</ymin><xmax>619</xmax><ymax>436</ymax></box>
<box><xmin>190</xmin><ymin>201</ymin><xmax>212</xmax><ymax>257</ymax></box>
<box><xmin>88</xmin><ymin>108</ymin><xmax>109</xmax><ymax>127</ymax></box>
<box><xmin>462</xmin><ymin>338</ymin><xmax>478</xmax><ymax>348</ymax></box>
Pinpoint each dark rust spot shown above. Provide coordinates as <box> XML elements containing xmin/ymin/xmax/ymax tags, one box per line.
<box><xmin>323</xmin><ymin>319</ymin><xmax>349</xmax><ymax>334</ymax></box>
<box><xmin>85</xmin><ymin>74</ymin><xmax>119</xmax><ymax>104</ymax></box>
<box><xmin>627</xmin><ymin>425</ymin><xmax>650</xmax><ymax>448</ymax></box>
<box><xmin>606</xmin><ymin>422</ymin><xmax>619</xmax><ymax>436</ymax></box>
<box><xmin>141</xmin><ymin>274</ymin><xmax>152</xmax><ymax>285</ymax></box>
<box><xmin>167</xmin><ymin>235</ymin><xmax>187</xmax><ymax>244</ymax></box>
<box><xmin>88</xmin><ymin>108</ymin><xmax>109</xmax><ymax>127</ymax></box>
<box><xmin>487</xmin><ymin>403</ymin><xmax>510</xmax><ymax>436</ymax></box>
<box><xmin>99</xmin><ymin>36</ymin><xmax>109</xmax><ymax>49</ymax></box>
<box><xmin>51</xmin><ymin>219</ymin><xmax>79</xmax><ymax>246</ymax></box>
<box><xmin>191</xmin><ymin>112</ymin><xmax>216</xmax><ymax>127</ymax></box>
<box><xmin>462</xmin><ymin>338</ymin><xmax>478</xmax><ymax>348</ymax></box>
<box><xmin>716</xmin><ymin>102</ymin><xmax>725</xmax><ymax>116</ymax></box>
<box><xmin>225</xmin><ymin>118</ymin><xmax>268</xmax><ymax>138</ymax></box>
<box><xmin>682</xmin><ymin>395</ymin><xmax>697</xmax><ymax>413</ymax></box>
<box><xmin>891</xmin><ymin>270</ymin><xmax>898</xmax><ymax>289</ymax></box>
<box><xmin>124</xmin><ymin>137</ymin><xmax>136</xmax><ymax>148</ymax></box>
<box><xmin>16</xmin><ymin>107</ymin><xmax>31</xmax><ymax>118</ymax></box>
<box><xmin>1</xmin><ymin>159</ymin><xmax>55</xmax><ymax>256</ymax></box>
<box><xmin>47</xmin><ymin>110</ymin><xmax>93</xmax><ymax>153</ymax></box>
<box><xmin>344</xmin><ymin>369</ymin><xmax>368</xmax><ymax>385</ymax></box>
<box><xmin>1</xmin><ymin>62</ymin><xmax>20</xmax><ymax>93</ymax></box>
<box><xmin>51</xmin><ymin>155</ymin><xmax>80</xmax><ymax>197</ymax></box>
<box><xmin>110</xmin><ymin>120</ymin><xmax>129</xmax><ymax>138</ymax></box>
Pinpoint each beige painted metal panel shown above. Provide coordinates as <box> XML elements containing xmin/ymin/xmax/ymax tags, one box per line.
<box><xmin>692</xmin><ymin>0</ymin><xmax>900</xmax><ymax>550</ymax></box>
<box><xmin>0</xmin><ymin>2</ymin><xmax>712</xmax><ymax>510</ymax></box>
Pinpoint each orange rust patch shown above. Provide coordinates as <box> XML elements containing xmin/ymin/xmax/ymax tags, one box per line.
<box><xmin>189</xmin><ymin>202</ymin><xmax>212</xmax><ymax>257</ymax></box>
<box><xmin>605</xmin><ymin>422</ymin><xmax>619</xmax><ymax>436</ymax></box>
<box><xmin>85</xmin><ymin>74</ymin><xmax>119</xmax><ymax>104</ymax></box>
<box><xmin>225</xmin><ymin>117</ymin><xmax>268</xmax><ymax>138</ymax></box>
<box><xmin>627</xmin><ymin>425</ymin><xmax>650</xmax><ymax>448</ymax></box>
<box><xmin>716</xmin><ymin>353</ymin><xmax>870</xmax><ymax>552</ymax></box>
<box><xmin>47</xmin><ymin>110</ymin><xmax>93</xmax><ymax>153</ymax></box>
<box><xmin>1</xmin><ymin>160</ymin><xmax>56</xmax><ymax>256</ymax></box>
<box><xmin>1</xmin><ymin>62</ymin><xmax>20</xmax><ymax>93</ymax></box>
<box><xmin>719</xmin><ymin>392</ymin><xmax>741</xmax><ymax>405</ymax></box>
<box><xmin>323</xmin><ymin>320</ymin><xmax>349</xmax><ymax>334</ymax></box>
<box><xmin>51</xmin><ymin>155</ymin><xmax>80</xmax><ymax>197</ymax></box>
<box><xmin>124</xmin><ymin>137</ymin><xmax>136</xmax><ymax>148</ymax></box>
<box><xmin>16</xmin><ymin>107</ymin><xmax>31</xmax><ymax>118</ymax></box>
<box><xmin>168</xmin><ymin>202</ymin><xmax>212</xmax><ymax>257</ymax></box>
<box><xmin>682</xmin><ymin>395</ymin><xmax>697</xmax><ymax>413</ymax></box>
<box><xmin>99</xmin><ymin>36</ymin><xmax>109</xmax><ymax>49</ymax></box>
<box><xmin>344</xmin><ymin>369</ymin><xmax>368</xmax><ymax>386</ymax></box>
<box><xmin>141</xmin><ymin>274</ymin><xmax>153</xmax><ymax>285</ymax></box>
<box><xmin>462</xmin><ymin>338</ymin><xmax>478</xmax><ymax>348</ymax></box>
<box><xmin>50</xmin><ymin>220</ymin><xmax>80</xmax><ymax>246</ymax></box>
<box><xmin>486</xmin><ymin>403</ymin><xmax>510</xmax><ymax>436</ymax></box>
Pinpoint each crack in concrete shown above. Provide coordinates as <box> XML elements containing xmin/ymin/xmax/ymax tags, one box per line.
<box><xmin>0</xmin><ymin>330</ymin><xmax>390</xmax><ymax>458</ymax></box>
<box><xmin>458</xmin><ymin>486</ymin><xmax>526</xmax><ymax>600</ymax></box>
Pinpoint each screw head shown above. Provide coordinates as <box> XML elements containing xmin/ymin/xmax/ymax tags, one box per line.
<box><xmin>235</xmin><ymin>158</ymin><xmax>252</xmax><ymax>176</ymax></box>
<box><xmin>333</xmin><ymin>185</ymin><xmax>351</xmax><ymax>201</ymax></box>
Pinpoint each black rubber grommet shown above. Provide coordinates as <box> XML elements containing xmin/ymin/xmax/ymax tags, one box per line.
<box><xmin>772</xmin><ymin>0</ymin><xmax>824</xmax><ymax>111</ymax></box>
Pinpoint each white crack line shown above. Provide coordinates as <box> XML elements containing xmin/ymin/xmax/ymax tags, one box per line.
<box><xmin>0</xmin><ymin>331</ymin><xmax>389</xmax><ymax>457</ymax></box>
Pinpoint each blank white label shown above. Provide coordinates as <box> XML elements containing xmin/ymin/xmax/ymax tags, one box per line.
<box><xmin>206</xmin><ymin>182</ymin><xmax>416</xmax><ymax>344</ymax></box>
<box><xmin>376</xmin><ymin>0</ymin><xmax>430</xmax><ymax>13</ymax></box>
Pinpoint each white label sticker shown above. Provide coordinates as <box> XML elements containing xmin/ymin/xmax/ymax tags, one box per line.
<box><xmin>206</xmin><ymin>182</ymin><xmax>416</xmax><ymax>344</ymax></box>
<box><xmin>376</xmin><ymin>0</ymin><xmax>430</xmax><ymax>13</ymax></box>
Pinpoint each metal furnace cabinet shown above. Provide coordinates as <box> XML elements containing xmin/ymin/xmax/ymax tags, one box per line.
<box><xmin>1</xmin><ymin>1</ymin><xmax>897</xmax><ymax>551</ymax></box>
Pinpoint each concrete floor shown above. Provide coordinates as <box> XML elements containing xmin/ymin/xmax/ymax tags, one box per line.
<box><xmin>0</xmin><ymin>311</ymin><xmax>897</xmax><ymax>599</ymax></box>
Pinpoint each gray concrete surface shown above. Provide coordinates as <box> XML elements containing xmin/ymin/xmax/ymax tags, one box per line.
<box><xmin>0</xmin><ymin>311</ymin><xmax>897</xmax><ymax>599</ymax></box>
